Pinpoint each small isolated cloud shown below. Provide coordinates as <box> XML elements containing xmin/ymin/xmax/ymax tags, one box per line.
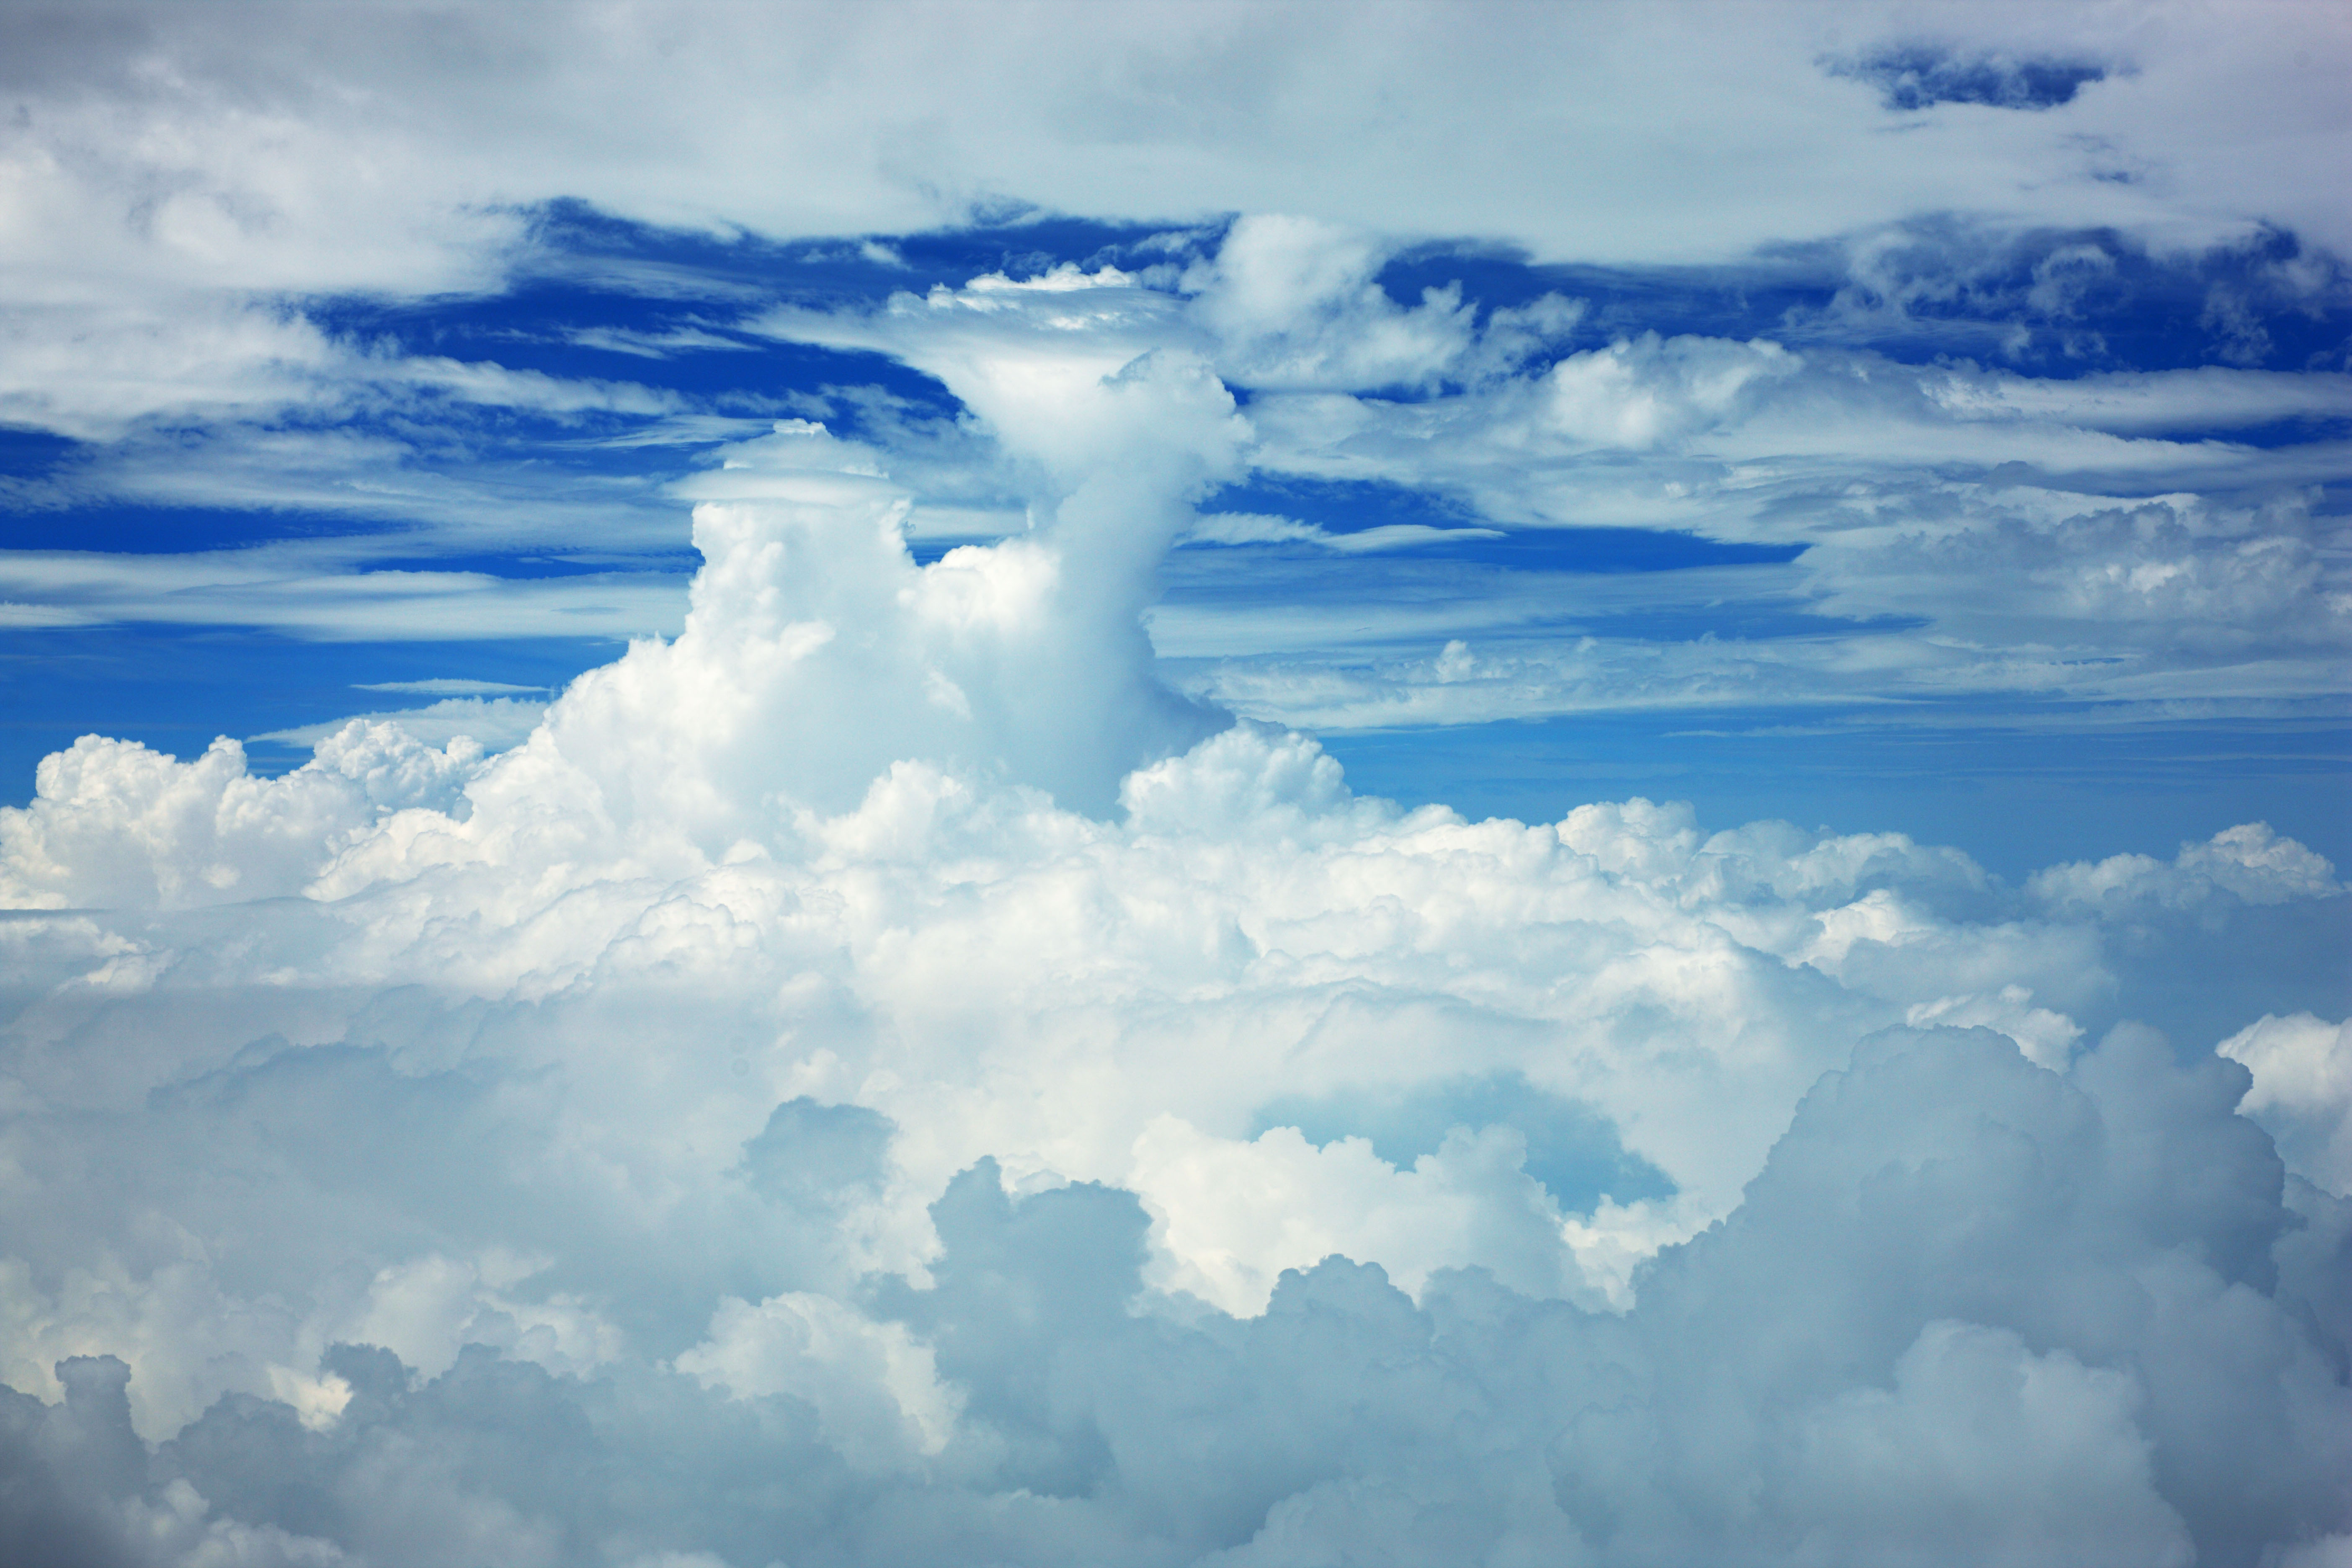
<box><xmin>0</xmin><ymin>601</ymin><xmax>94</xmax><ymax>628</ymax></box>
<box><xmin>1831</xmin><ymin>44</ymin><xmax>2109</xmax><ymax>112</ymax></box>
<box><xmin>1183</xmin><ymin>511</ymin><xmax>1503</xmax><ymax>552</ymax></box>
<box><xmin>352</xmin><ymin>679</ymin><xmax>549</xmax><ymax>697</ymax></box>
<box><xmin>572</xmin><ymin>414</ymin><xmax>786</xmax><ymax>449</ymax></box>
<box><xmin>562</xmin><ymin>325</ymin><xmax>756</xmax><ymax>358</ymax></box>
<box><xmin>1185</xmin><ymin>214</ymin><xmax>1583</xmax><ymax>393</ymax></box>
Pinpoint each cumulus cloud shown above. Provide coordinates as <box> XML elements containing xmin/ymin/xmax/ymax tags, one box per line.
<box><xmin>2030</xmin><ymin>823</ymin><xmax>2343</xmax><ymax>916</ymax></box>
<box><xmin>0</xmin><ymin>723</ymin><xmax>483</xmax><ymax>909</ymax></box>
<box><xmin>1540</xmin><ymin>333</ymin><xmax>1802</xmax><ymax>449</ymax></box>
<box><xmin>2</xmin><ymin>397</ymin><xmax>2345</xmax><ymax>1559</ymax></box>
<box><xmin>674</xmin><ymin>1290</ymin><xmax>961</xmax><ymax>1469</ymax></box>
<box><xmin>1180</xmin><ymin>214</ymin><xmax>1581</xmax><ymax>393</ymax></box>
<box><xmin>5</xmin><ymin>1029</ymin><xmax>2345</xmax><ymax>1565</ymax></box>
<box><xmin>2220</xmin><ymin>1013</ymin><xmax>2352</xmax><ymax>1195</ymax></box>
<box><xmin>4</xmin><ymin>14</ymin><xmax>2350</xmax><ymax>1554</ymax></box>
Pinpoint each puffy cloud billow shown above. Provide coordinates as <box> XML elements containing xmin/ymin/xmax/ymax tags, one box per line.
<box><xmin>3</xmin><ymin>406</ymin><xmax>2349</xmax><ymax>1564</ymax></box>
<box><xmin>4</xmin><ymin>4</ymin><xmax>2351</xmax><ymax>1565</ymax></box>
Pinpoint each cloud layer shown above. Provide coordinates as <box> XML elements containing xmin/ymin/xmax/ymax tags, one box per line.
<box><xmin>3</xmin><ymin>4</ymin><xmax>2349</xmax><ymax>1563</ymax></box>
<box><xmin>3</xmin><ymin>409</ymin><xmax>2347</xmax><ymax>1561</ymax></box>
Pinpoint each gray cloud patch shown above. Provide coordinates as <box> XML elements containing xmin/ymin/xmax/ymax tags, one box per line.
<box><xmin>8</xmin><ymin>1027</ymin><xmax>2345</xmax><ymax>1565</ymax></box>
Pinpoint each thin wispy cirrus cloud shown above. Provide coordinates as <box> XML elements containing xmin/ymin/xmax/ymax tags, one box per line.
<box><xmin>0</xmin><ymin>3</ymin><xmax>2348</xmax><ymax>1566</ymax></box>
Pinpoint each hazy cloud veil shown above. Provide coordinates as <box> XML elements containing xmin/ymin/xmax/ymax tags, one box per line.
<box><xmin>1</xmin><ymin>4</ymin><xmax>2348</xmax><ymax>1565</ymax></box>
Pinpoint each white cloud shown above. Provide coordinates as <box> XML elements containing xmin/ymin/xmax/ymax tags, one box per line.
<box><xmin>0</xmin><ymin>724</ymin><xmax>480</xmax><ymax>909</ymax></box>
<box><xmin>1182</xmin><ymin>511</ymin><xmax>1502</xmax><ymax>552</ymax></box>
<box><xmin>2220</xmin><ymin>1013</ymin><xmax>2352</xmax><ymax>1195</ymax></box>
<box><xmin>560</xmin><ymin>325</ymin><xmax>756</xmax><ymax>359</ymax></box>
<box><xmin>325</xmin><ymin>1251</ymin><xmax>624</xmax><ymax>1386</ymax></box>
<box><xmin>1181</xmin><ymin>214</ymin><xmax>1569</xmax><ymax>392</ymax></box>
<box><xmin>1906</xmin><ymin>984</ymin><xmax>2084</xmax><ymax>1069</ymax></box>
<box><xmin>1176</xmin><ymin>336</ymin><xmax>2349</xmax><ymax>726</ymax></box>
<box><xmin>2030</xmin><ymin>823</ymin><xmax>2343</xmax><ymax>915</ymax></box>
<box><xmin>1542</xmin><ymin>333</ymin><xmax>1802</xmax><ymax>449</ymax></box>
<box><xmin>256</xmin><ymin>697</ymin><xmax>549</xmax><ymax>755</ymax></box>
<box><xmin>8</xmin><ymin>0</ymin><xmax>2348</xmax><ymax>296</ymax></box>
<box><xmin>1927</xmin><ymin>366</ymin><xmax>2352</xmax><ymax>435</ymax></box>
<box><xmin>0</xmin><ymin>300</ymin><xmax>343</xmax><ymax>442</ymax></box>
<box><xmin>0</xmin><ymin>544</ymin><xmax>688</xmax><ymax>642</ymax></box>
<box><xmin>351</xmin><ymin>679</ymin><xmax>547</xmax><ymax>697</ymax></box>
<box><xmin>1131</xmin><ymin>1117</ymin><xmax>1592</xmax><ymax>1315</ymax></box>
<box><xmin>675</xmin><ymin>1291</ymin><xmax>961</xmax><ymax>1467</ymax></box>
<box><xmin>3</xmin><ymin>22</ymin><xmax>2350</xmax><ymax>1550</ymax></box>
<box><xmin>378</xmin><ymin>356</ymin><xmax>688</xmax><ymax>419</ymax></box>
<box><xmin>0</xmin><ymin>441</ymin><xmax>2345</xmax><ymax>1559</ymax></box>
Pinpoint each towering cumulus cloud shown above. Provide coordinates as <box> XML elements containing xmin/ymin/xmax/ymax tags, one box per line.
<box><xmin>3</xmin><ymin>3</ymin><xmax>2350</xmax><ymax>1565</ymax></box>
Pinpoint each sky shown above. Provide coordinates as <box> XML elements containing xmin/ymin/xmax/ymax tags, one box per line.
<box><xmin>0</xmin><ymin>3</ymin><xmax>2348</xmax><ymax>1565</ymax></box>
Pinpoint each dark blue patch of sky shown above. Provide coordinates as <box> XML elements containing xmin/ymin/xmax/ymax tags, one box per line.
<box><xmin>1832</xmin><ymin>45</ymin><xmax>2108</xmax><ymax>112</ymax></box>
<box><xmin>0</xmin><ymin>427</ymin><xmax>79</xmax><ymax>482</ymax></box>
<box><xmin>1380</xmin><ymin>224</ymin><xmax>2352</xmax><ymax>383</ymax></box>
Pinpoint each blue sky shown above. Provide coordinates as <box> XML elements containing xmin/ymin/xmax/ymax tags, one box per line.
<box><xmin>2</xmin><ymin>6</ymin><xmax>2349</xmax><ymax>1565</ymax></box>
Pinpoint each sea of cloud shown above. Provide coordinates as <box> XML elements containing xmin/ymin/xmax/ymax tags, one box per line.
<box><xmin>4</xmin><ymin>5</ymin><xmax>2351</xmax><ymax>1560</ymax></box>
<box><xmin>3</xmin><ymin>302</ymin><xmax>2349</xmax><ymax>1564</ymax></box>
